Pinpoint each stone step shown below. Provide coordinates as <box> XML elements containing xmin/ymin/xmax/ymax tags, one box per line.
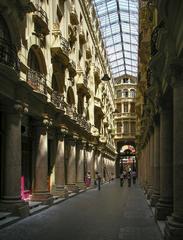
<box><xmin>79</xmin><ymin>189</ymin><xmax>85</xmax><ymax>193</ymax></box>
<box><xmin>28</xmin><ymin>201</ymin><xmax>42</xmax><ymax>209</ymax></box>
<box><xmin>68</xmin><ymin>192</ymin><xmax>77</xmax><ymax>198</ymax></box>
<box><xmin>53</xmin><ymin>197</ymin><xmax>65</xmax><ymax>205</ymax></box>
<box><xmin>0</xmin><ymin>216</ymin><xmax>20</xmax><ymax>229</ymax></box>
<box><xmin>0</xmin><ymin>212</ymin><xmax>12</xmax><ymax>220</ymax></box>
<box><xmin>29</xmin><ymin>205</ymin><xmax>49</xmax><ymax>216</ymax></box>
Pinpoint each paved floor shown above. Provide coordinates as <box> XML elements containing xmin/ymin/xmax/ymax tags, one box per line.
<box><xmin>0</xmin><ymin>180</ymin><xmax>162</xmax><ymax>240</ymax></box>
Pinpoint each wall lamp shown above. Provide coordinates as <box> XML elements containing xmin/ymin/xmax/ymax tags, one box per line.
<box><xmin>101</xmin><ymin>73</ymin><xmax>110</xmax><ymax>81</ymax></box>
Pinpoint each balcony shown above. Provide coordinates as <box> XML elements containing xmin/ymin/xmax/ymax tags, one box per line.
<box><xmin>94</xmin><ymin>66</ymin><xmax>100</xmax><ymax>81</ymax></box>
<box><xmin>114</xmin><ymin>132</ymin><xmax>136</xmax><ymax>140</ymax></box>
<box><xmin>51</xmin><ymin>91</ymin><xmax>65</xmax><ymax>111</ymax></box>
<box><xmin>76</xmin><ymin>72</ymin><xmax>90</xmax><ymax>96</ymax></box>
<box><xmin>65</xmin><ymin>104</ymin><xmax>77</xmax><ymax>121</ymax></box>
<box><xmin>27</xmin><ymin>68</ymin><xmax>46</xmax><ymax>94</ymax></box>
<box><xmin>79</xmin><ymin>26</ymin><xmax>86</xmax><ymax>44</ymax></box>
<box><xmin>68</xmin><ymin>60</ymin><xmax>77</xmax><ymax>77</ymax></box>
<box><xmin>0</xmin><ymin>37</ymin><xmax>20</xmax><ymax>73</ymax></box>
<box><xmin>114</xmin><ymin>112</ymin><xmax>136</xmax><ymax>119</ymax></box>
<box><xmin>77</xmin><ymin>114</ymin><xmax>91</xmax><ymax>132</ymax></box>
<box><xmin>99</xmin><ymin>135</ymin><xmax>107</xmax><ymax>144</ymax></box>
<box><xmin>86</xmin><ymin>46</ymin><xmax>92</xmax><ymax>59</ymax></box>
<box><xmin>70</xmin><ymin>5</ymin><xmax>79</xmax><ymax>25</ymax></box>
<box><xmin>33</xmin><ymin>4</ymin><xmax>49</xmax><ymax>35</ymax></box>
<box><xmin>51</xmin><ymin>35</ymin><xmax>70</xmax><ymax>65</ymax></box>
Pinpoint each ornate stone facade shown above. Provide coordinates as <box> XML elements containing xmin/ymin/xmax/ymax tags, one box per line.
<box><xmin>0</xmin><ymin>0</ymin><xmax>116</xmax><ymax>217</ymax></box>
<box><xmin>137</xmin><ymin>1</ymin><xmax>183</xmax><ymax>239</ymax></box>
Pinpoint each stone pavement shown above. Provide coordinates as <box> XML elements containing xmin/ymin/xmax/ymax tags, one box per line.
<box><xmin>0</xmin><ymin>180</ymin><xmax>162</xmax><ymax>240</ymax></box>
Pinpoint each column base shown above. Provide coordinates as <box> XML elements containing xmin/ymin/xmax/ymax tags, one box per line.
<box><xmin>52</xmin><ymin>185</ymin><xmax>69</xmax><ymax>198</ymax></box>
<box><xmin>66</xmin><ymin>184</ymin><xmax>79</xmax><ymax>193</ymax></box>
<box><xmin>150</xmin><ymin>192</ymin><xmax>160</xmax><ymax>207</ymax></box>
<box><xmin>76</xmin><ymin>182</ymin><xmax>86</xmax><ymax>190</ymax></box>
<box><xmin>155</xmin><ymin>198</ymin><xmax>173</xmax><ymax>220</ymax></box>
<box><xmin>147</xmin><ymin>186</ymin><xmax>153</xmax><ymax>199</ymax></box>
<box><xmin>164</xmin><ymin>215</ymin><xmax>183</xmax><ymax>240</ymax></box>
<box><xmin>0</xmin><ymin>199</ymin><xmax>29</xmax><ymax>217</ymax></box>
<box><xmin>31</xmin><ymin>192</ymin><xmax>53</xmax><ymax>205</ymax></box>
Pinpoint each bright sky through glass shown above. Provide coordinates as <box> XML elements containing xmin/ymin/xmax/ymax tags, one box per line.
<box><xmin>93</xmin><ymin>0</ymin><xmax>139</xmax><ymax>78</ymax></box>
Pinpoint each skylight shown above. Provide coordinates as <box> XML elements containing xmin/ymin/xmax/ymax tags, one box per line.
<box><xmin>93</xmin><ymin>0</ymin><xmax>139</xmax><ymax>78</ymax></box>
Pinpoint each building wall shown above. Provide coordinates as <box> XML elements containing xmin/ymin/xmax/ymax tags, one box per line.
<box><xmin>0</xmin><ymin>0</ymin><xmax>116</xmax><ymax>216</ymax></box>
<box><xmin>137</xmin><ymin>1</ymin><xmax>183</xmax><ymax>239</ymax></box>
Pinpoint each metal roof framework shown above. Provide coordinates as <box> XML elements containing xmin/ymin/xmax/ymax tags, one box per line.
<box><xmin>93</xmin><ymin>0</ymin><xmax>139</xmax><ymax>78</ymax></box>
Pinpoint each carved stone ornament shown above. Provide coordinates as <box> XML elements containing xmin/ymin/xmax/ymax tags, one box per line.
<box><xmin>14</xmin><ymin>100</ymin><xmax>29</xmax><ymax>115</ymax></box>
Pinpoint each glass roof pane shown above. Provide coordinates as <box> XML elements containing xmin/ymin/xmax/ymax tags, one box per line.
<box><xmin>93</xmin><ymin>0</ymin><xmax>139</xmax><ymax>78</ymax></box>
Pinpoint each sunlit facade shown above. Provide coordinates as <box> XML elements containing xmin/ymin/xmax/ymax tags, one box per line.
<box><xmin>0</xmin><ymin>0</ymin><xmax>116</xmax><ymax>217</ymax></box>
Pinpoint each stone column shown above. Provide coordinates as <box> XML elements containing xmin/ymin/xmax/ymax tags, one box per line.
<box><xmin>32</xmin><ymin>117</ymin><xmax>53</xmax><ymax>205</ymax></box>
<box><xmin>0</xmin><ymin>101</ymin><xmax>29</xmax><ymax>216</ymax></box>
<box><xmin>53</xmin><ymin>128</ymin><xmax>68</xmax><ymax>198</ymax></box>
<box><xmin>164</xmin><ymin>65</ymin><xmax>183</xmax><ymax>240</ymax></box>
<box><xmin>76</xmin><ymin>140</ymin><xmax>85</xmax><ymax>189</ymax></box>
<box><xmin>145</xmin><ymin>138</ymin><xmax>151</xmax><ymax>194</ymax></box>
<box><xmin>147</xmin><ymin>130</ymin><xmax>154</xmax><ymax>199</ymax></box>
<box><xmin>66</xmin><ymin>135</ymin><xmax>78</xmax><ymax>193</ymax></box>
<box><xmin>155</xmin><ymin>94</ymin><xmax>173</xmax><ymax>220</ymax></box>
<box><xmin>150</xmin><ymin>116</ymin><xmax>160</xmax><ymax>206</ymax></box>
<box><xmin>89</xmin><ymin>145</ymin><xmax>95</xmax><ymax>184</ymax></box>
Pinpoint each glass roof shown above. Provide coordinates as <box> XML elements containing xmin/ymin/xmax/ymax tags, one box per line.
<box><xmin>93</xmin><ymin>0</ymin><xmax>139</xmax><ymax>78</ymax></box>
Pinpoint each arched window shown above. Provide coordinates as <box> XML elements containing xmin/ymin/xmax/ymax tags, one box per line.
<box><xmin>123</xmin><ymin>89</ymin><xmax>128</xmax><ymax>97</ymax></box>
<box><xmin>117</xmin><ymin>90</ymin><xmax>122</xmax><ymax>98</ymax></box>
<box><xmin>0</xmin><ymin>15</ymin><xmax>19</xmax><ymax>71</ymax></box>
<box><xmin>27</xmin><ymin>48</ymin><xmax>40</xmax><ymax>72</ymax></box>
<box><xmin>130</xmin><ymin>89</ymin><xmax>136</xmax><ymax>98</ymax></box>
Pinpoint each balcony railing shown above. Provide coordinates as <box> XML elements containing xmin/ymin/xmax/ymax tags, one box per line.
<box><xmin>27</xmin><ymin>69</ymin><xmax>47</xmax><ymax>94</ymax></box>
<box><xmin>35</xmin><ymin>4</ymin><xmax>48</xmax><ymax>25</ymax></box>
<box><xmin>83</xmin><ymin>75</ymin><xmax>88</xmax><ymax>87</ymax></box>
<box><xmin>60</xmin><ymin>36</ymin><xmax>70</xmax><ymax>56</ymax></box>
<box><xmin>77</xmin><ymin>114</ymin><xmax>91</xmax><ymax>132</ymax></box>
<box><xmin>68</xmin><ymin>60</ymin><xmax>76</xmax><ymax>77</ymax></box>
<box><xmin>0</xmin><ymin>37</ymin><xmax>20</xmax><ymax>72</ymax></box>
<box><xmin>51</xmin><ymin>91</ymin><xmax>65</xmax><ymax>110</ymax></box>
<box><xmin>65</xmin><ymin>104</ymin><xmax>78</xmax><ymax>121</ymax></box>
<box><xmin>114</xmin><ymin>112</ymin><xmax>136</xmax><ymax>118</ymax></box>
<box><xmin>33</xmin><ymin>4</ymin><xmax>49</xmax><ymax>35</ymax></box>
<box><xmin>70</xmin><ymin>5</ymin><xmax>79</xmax><ymax>25</ymax></box>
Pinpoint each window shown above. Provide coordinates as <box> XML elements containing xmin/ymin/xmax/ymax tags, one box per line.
<box><xmin>123</xmin><ymin>89</ymin><xmax>128</xmax><ymax>97</ymax></box>
<box><xmin>123</xmin><ymin>78</ymin><xmax>128</xmax><ymax>83</ymax></box>
<box><xmin>117</xmin><ymin>90</ymin><xmax>122</xmax><ymax>98</ymax></box>
<box><xmin>131</xmin><ymin>122</ymin><xmax>136</xmax><ymax>134</ymax></box>
<box><xmin>130</xmin><ymin>89</ymin><xmax>136</xmax><ymax>98</ymax></box>
<box><xmin>130</xmin><ymin>102</ymin><xmax>135</xmax><ymax>113</ymax></box>
<box><xmin>117</xmin><ymin>122</ymin><xmax>122</xmax><ymax>133</ymax></box>
<box><xmin>116</xmin><ymin>103</ymin><xmax>122</xmax><ymax>113</ymax></box>
<box><xmin>123</xmin><ymin>102</ymin><xmax>128</xmax><ymax>113</ymax></box>
<box><xmin>123</xmin><ymin>122</ymin><xmax>129</xmax><ymax>134</ymax></box>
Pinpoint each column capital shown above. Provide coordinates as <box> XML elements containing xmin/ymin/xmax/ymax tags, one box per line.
<box><xmin>57</xmin><ymin>125</ymin><xmax>69</xmax><ymax>139</ymax></box>
<box><xmin>14</xmin><ymin>100</ymin><xmax>28</xmax><ymax>115</ymax></box>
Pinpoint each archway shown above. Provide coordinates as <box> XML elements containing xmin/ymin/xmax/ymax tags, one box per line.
<box><xmin>27</xmin><ymin>45</ymin><xmax>47</xmax><ymax>93</ymax></box>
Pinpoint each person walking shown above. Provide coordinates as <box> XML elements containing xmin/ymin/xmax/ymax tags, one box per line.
<box><xmin>96</xmin><ymin>172</ymin><xmax>101</xmax><ymax>191</ymax></box>
<box><xmin>132</xmin><ymin>170</ymin><xmax>137</xmax><ymax>184</ymax></box>
<box><xmin>120</xmin><ymin>172</ymin><xmax>124</xmax><ymax>187</ymax></box>
<box><xmin>127</xmin><ymin>171</ymin><xmax>131</xmax><ymax>187</ymax></box>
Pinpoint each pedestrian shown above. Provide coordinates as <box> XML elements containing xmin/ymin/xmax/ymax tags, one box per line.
<box><xmin>96</xmin><ymin>172</ymin><xmax>101</xmax><ymax>191</ymax></box>
<box><xmin>85</xmin><ymin>171</ymin><xmax>91</xmax><ymax>187</ymax></box>
<box><xmin>132</xmin><ymin>170</ymin><xmax>136</xmax><ymax>184</ymax></box>
<box><xmin>120</xmin><ymin>172</ymin><xmax>124</xmax><ymax>187</ymax></box>
<box><xmin>127</xmin><ymin>171</ymin><xmax>131</xmax><ymax>187</ymax></box>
